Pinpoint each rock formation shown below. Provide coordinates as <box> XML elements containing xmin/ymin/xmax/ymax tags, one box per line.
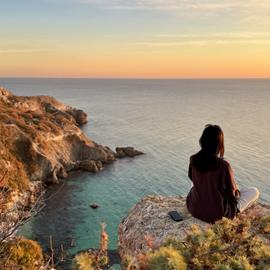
<box><xmin>115</xmin><ymin>147</ymin><xmax>144</xmax><ymax>158</ymax></box>
<box><xmin>118</xmin><ymin>195</ymin><xmax>270</xmax><ymax>260</ymax></box>
<box><xmin>0</xmin><ymin>87</ymin><xmax>143</xmax><ymax>189</ymax></box>
<box><xmin>0</xmin><ymin>87</ymin><xmax>143</xmax><ymax>240</ymax></box>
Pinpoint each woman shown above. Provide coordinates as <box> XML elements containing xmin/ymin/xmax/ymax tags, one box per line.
<box><xmin>186</xmin><ymin>124</ymin><xmax>260</xmax><ymax>223</ymax></box>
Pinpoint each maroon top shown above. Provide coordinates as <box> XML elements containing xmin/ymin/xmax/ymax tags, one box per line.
<box><xmin>186</xmin><ymin>158</ymin><xmax>239</xmax><ymax>223</ymax></box>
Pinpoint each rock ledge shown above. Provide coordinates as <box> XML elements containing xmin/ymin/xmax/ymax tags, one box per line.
<box><xmin>118</xmin><ymin>195</ymin><xmax>270</xmax><ymax>259</ymax></box>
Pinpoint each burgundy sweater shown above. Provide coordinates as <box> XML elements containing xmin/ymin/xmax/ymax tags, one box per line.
<box><xmin>186</xmin><ymin>158</ymin><xmax>239</xmax><ymax>223</ymax></box>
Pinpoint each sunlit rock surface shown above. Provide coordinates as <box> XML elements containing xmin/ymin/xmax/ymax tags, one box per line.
<box><xmin>118</xmin><ymin>195</ymin><xmax>270</xmax><ymax>259</ymax></box>
<box><xmin>0</xmin><ymin>87</ymin><xmax>143</xmax><ymax>239</ymax></box>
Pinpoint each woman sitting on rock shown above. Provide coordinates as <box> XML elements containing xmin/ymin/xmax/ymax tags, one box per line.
<box><xmin>186</xmin><ymin>124</ymin><xmax>260</xmax><ymax>223</ymax></box>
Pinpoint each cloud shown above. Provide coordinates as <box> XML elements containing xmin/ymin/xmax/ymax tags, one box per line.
<box><xmin>155</xmin><ymin>32</ymin><xmax>270</xmax><ymax>39</ymax></box>
<box><xmin>135</xmin><ymin>39</ymin><xmax>270</xmax><ymax>47</ymax></box>
<box><xmin>78</xmin><ymin>0</ymin><xmax>270</xmax><ymax>12</ymax></box>
<box><xmin>0</xmin><ymin>49</ymin><xmax>49</xmax><ymax>54</ymax></box>
<box><xmin>134</xmin><ymin>32</ymin><xmax>270</xmax><ymax>48</ymax></box>
<box><xmin>77</xmin><ymin>0</ymin><xmax>270</xmax><ymax>26</ymax></box>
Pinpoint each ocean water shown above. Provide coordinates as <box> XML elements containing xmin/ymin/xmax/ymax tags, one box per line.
<box><xmin>1</xmin><ymin>78</ymin><xmax>270</xmax><ymax>267</ymax></box>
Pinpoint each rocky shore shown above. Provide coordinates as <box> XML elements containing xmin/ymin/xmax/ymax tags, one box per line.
<box><xmin>118</xmin><ymin>195</ymin><xmax>270</xmax><ymax>260</ymax></box>
<box><xmin>0</xmin><ymin>87</ymin><xmax>143</xmax><ymax>242</ymax></box>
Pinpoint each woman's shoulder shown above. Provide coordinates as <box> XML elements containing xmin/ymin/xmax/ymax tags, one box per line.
<box><xmin>219</xmin><ymin>158</ymin><xmax>233</xmax><ymax>170</ymax></box>
<box><xmin>189</xmin><ymin>154</ymin><xmax>195</xmax><ymax>162</ymax></box>
<box><xmin>189</xmin><ymin>152</ymin><xmax>200</xmax><ymax>162</ymax></box>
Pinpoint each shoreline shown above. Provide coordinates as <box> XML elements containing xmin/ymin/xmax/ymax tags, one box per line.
<box><xmin>0</xmin><ymin>86</ymin><xmax>143</xmax><ymax>269</ymax></box>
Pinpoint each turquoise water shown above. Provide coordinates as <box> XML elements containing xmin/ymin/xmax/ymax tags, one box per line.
<box><xmin>1</xmin><ymin>78</ymin><xmax>270</xmax><ymax>268</ymax></box>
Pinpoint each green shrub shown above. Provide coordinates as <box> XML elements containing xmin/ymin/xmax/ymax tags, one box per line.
<box><xmin>132</xmin><ymin>215</ymin><xmax>270</xmax><ymax>270</ymax></box>
<box><xmin>74</xmin><ymin>250</ymin><xmax>109</xmax><ymax>270</ymax></box>
<box><xmin>74</xmin><ymin>252</ymin><xmax>95</xmax><ymax>270</ymax></box>
<box><xmin>217</xmin><ymin>256</ymin><xmax>253</xmax><ymax>270</ymax></box>
<box><xmin>74</xmin><ymin>223</ymin><xmax>109</xmax><ymax>270</ymax></box>
<box><xmin>147</xmin><ymin>247</ymin><xmax>187</xmax><ymax>270</ymax></box>
<box><xmin>1</xmin><ymin>238</ymin><xmax>44</xmax><ymax>270</ymax></box>
<box><xmin>256</xmin><ymin>216</ymin><xmax>270</xmax><ymax>235</ymax></box>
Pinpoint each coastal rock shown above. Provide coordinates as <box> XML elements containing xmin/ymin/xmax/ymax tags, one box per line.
<box><xmin>0</xmin><ymin>88</ymin><xmax>122</xmax><ymax>189</ymax></box>
<box><xmin>0</xmin><ymin>87</ymin><xmax>144</xmax><ymax>241</ymax></box>
<box><xmin>67</xmin><ymin>108</ymin><xmax>88</xmax><ymax>125</ymax></box>
<box><xmin>81</xmin><ymin>144</ymin><xmax>117</xmax><ymax>164</ymax></box>
<box><xmin>115</xmin><ymin>147</ymin><xmax>144</xmax><ymax>158</ymax></box>
<box><xmin>90</xmin><ymin>203</ymin><xmax>99</xmax><ymax>209</ymax></box>
<box><xmin>0</xmin><ymin>182</ymin><xmax>43</xmax><ymax>241</ymax></box>
<box><xmin>75</xmin><ymin>160</ymin><xmax>103</xmax><ymax>173</ymax></box>
<box><xmin>118</xmin><ymin>195</ymin><xmax>208</xmax><ymax>259</ymax></box>
<box><xmin>118</xmin><ymin>195</ymin><xmax>270</xmax><ymax>260</ymax></box>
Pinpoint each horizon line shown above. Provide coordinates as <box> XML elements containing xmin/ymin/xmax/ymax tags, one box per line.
<box><xmin>1</xmin><ymin>76</ymin><xmax>270</xmax><ymax>80</ymax></box>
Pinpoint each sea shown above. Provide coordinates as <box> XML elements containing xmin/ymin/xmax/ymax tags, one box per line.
<box><xmin>1</xmin><ymin>78</ymin><xmax>270</xmax><ymax>268</ymax></box>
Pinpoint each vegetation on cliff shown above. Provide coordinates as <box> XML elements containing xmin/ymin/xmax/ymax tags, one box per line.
<box><xmin>124</xmin><ymin>211</ymin><xmax>270</xmax><ymax>270</ymax></box>
<box><xmin>71</xmin><ymin>208</ymin><xmax>270</xmax><ymax>270</ymax></box>
<box><xmin>74</xmin><ymin>224</ymin><xmax>109</xmax><ymax>270</ymax></box>
<box><xmin>0</xmin><ymin>87</ymin><xmax>144</xmax><ymax>270</ymax></box>
<box><xmin>0</xmin><ymin>86</ymin><xmax>93</xmax><ymax>190</ymax></box>
<box><xmin>0</xmin><ymin>87</ymin><xmax>143</xmax><ymax>191</ymax></box>
<box><xmin>0</xmin><ymin>237</ymin><xmax>44</xmax><ymax>270</ymax></box>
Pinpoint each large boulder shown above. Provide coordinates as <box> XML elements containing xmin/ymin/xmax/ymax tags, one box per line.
<box><xmin>118</xmin><ymin>195</ymin><xmax>270</xmax><ymax>260</ymax></box>
<box><xmin>75</xmin><ymin>160</ymin><xmax>103</xmax><ymax>173</ymax></box>
<box><xmin>115</xmin><ymin>147</ymin><xmax>144</xmax><ymax>158</ymax></box>
<box><xmin>67</xmin><ymin>108</ymin><xmax>88</xmax><ymax>126</ymax></box>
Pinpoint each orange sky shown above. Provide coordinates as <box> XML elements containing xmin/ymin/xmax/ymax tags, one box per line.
<box><xmin>1</xmin><ymin>1</ymin><xmax>270</xmax><ymax>78</ymax></box>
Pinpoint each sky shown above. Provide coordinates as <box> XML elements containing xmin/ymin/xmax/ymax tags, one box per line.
<box><xmin>1</xmin><ymin>0</ymin><xmax>270</xmax><ymax>78</ymax></box>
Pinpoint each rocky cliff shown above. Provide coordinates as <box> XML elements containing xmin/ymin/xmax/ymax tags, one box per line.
<box><xmin>0</xmin><ymin>87</ymin><xmax>143</xmax><ymax>240</ymax></box>
<box><xmin>118</xmin><ymin>195</ymin><xmax>270</xmax><ymax>259</ymax></box>
<box><xmin>0</xmin><ymin>87</ymin><xmax>143</xmax><ymax>189</ymax></box>
<box><xmin>0</xmin><ymin>87</ymin><xmax>112</xmax><ymax>188</ymax></box>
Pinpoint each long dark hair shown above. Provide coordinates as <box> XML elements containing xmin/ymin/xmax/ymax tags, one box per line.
<box><xmin>191</xmin><ymin>124</ymin><xmax>224</xmax><ymax>172</ymax></box>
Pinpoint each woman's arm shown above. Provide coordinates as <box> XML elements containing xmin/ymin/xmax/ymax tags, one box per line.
<box><xmin>225</xmin><ymin>162</ymin><xmax>240</xmax><ymax>199</ymax></box>
<box><xmin>188</xmin><ymin>163</ymin><xmax>192</xmax><ymax>181</ymax></box>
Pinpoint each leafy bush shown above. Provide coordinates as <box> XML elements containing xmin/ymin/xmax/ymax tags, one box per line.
<box><xmin>74</xmin><ymin>223</ymin><xmax>109</xmax><ymax>270</ymax></box>
<box><xmin>0</xmin><ymin>238</ymin><xmax>44</xmax><ymax>270</ymax></box>
<box><xmin>75</xmin><ymin>252</ymin><xmax>97</xmax><ymax>270</ymax></box>
<box><xmin>128</xmin><ymin>214</ymin><xmax>270</xmax><ymax>270</ymax></box>
<box><xmin>147</xmin><ymin>247</ymin><xmax>187</xmax><ymax>270</ymax></box>
<box><xmin>256</xmin><ymin>216</ymin><xmax>270</xmax><ymax>235</ymax></box>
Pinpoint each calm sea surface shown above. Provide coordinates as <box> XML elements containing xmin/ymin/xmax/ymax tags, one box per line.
<box><xmin>1</xmin><ymin>78</ymin><xmax>270</xmax><ymax>268</ymax></box>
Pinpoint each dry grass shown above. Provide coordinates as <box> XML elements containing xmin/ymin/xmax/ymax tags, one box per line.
<box><xmin>0</xmin><ymin>88</ymin><xmax>82</xmax><ymax>191</ymax></box>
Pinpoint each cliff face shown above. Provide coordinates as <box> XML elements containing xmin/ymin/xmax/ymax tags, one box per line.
<box><xmin>118</xmin><ymin>195</ymin><xmax>270</xmax><ymax>260</ymax></box>
<box><xmin>0</xmin><ymin>87</ymin><xmax>118</xmax><ymax>239</ymax></box>
<box><xmin>0</xmin><ymin>87</ymin><xmax>120</xmax><ymax>190</ymax></box>
<box><xmin>0</xmin><ymin>87</ymin><xmax>143</xmax><ymax>243</ymax></box>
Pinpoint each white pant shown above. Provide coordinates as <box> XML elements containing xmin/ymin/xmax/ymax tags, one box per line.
<box><xmin>237</xmin><ymin>187</ymin><xmax>260</xmax><ymax>212</ymax></box>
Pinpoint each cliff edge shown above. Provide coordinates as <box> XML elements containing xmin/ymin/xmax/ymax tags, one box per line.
<box><xmin>0</xmin><ymin>87</ymin><xmax>143</xmax><ymax>240</ymax></box>
<box><xmin>0</xmin><ymin>87</ymin><xmax>143</xmax><ymax>190</ymax></box>
<box><xmin>118</xmin><ymin>195</ymin><xmax>270</xmax><ymax>259</ymax></box>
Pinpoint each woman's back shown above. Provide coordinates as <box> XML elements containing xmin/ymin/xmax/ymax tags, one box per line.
<box><xmin>186</xmin><ymin>124</ymin><xmax>259</xmax><ymax>223</ymax></box>
<box><xmin>187</xmin><ymin>157</ymin><xmax>236</xmax><ymax>223</ymax></box>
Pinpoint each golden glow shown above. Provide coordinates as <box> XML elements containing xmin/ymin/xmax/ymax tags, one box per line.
<box><xmin>1</xmin><ymin>40</ymin><xmax>270</xmax><ymax>78</ymax></box>
<box><xmin>1</xmin><ymin>1</ymin><xmax>270</xmax><ymax>78</ymax></box>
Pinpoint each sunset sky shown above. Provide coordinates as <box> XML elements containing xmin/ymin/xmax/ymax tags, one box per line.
<box><xmin>1</xmin><ymin>0</ymin><xmax>270</xmax><ymax>78</ymax></box>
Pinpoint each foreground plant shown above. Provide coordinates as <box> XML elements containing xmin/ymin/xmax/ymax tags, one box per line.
<box><xmin>127</xmin><ymin>213</ymin><xmax>270</xmax><ymax>270</ymax></box>
<box><xmin>74</xmin><ymin>223</ymin><xmax>109</xmax><ymax>270</ymax></box>
<box><xmin>0</xmin><ymin>237</ymin><xmax>44</xmax><ymax>270</ymax></box>
<box><xmin>147</xmin><ymin>246</ymin><xmax>187</xmax><ymax>270</ymax></box>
